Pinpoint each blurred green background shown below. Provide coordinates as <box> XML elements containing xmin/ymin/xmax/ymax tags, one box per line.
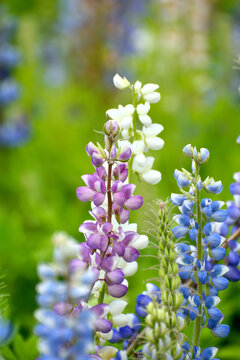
<box><xmin>0</xmin><ymin>0</ymin><xmax>240</xmax><ymax>358</ymax></box>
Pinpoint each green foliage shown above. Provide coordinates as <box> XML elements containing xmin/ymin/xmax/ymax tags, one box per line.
<box><xmin>0</xmin><ymin>334</ymin><xmax>38</xmax><ymax>360</ymax></box>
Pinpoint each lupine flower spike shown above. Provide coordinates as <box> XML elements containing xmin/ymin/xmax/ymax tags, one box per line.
<box><xmin>171</xmin><ymin>145</ymin><xmax>230</xmax><ymax>357</ymax></box>
<box><xmin>107</xmin><ymin>74</ymin><xmax>164</xmax><ymax>184</ymax></box>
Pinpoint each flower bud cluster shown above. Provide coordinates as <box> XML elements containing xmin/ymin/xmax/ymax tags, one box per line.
<box><xmin>106</xmin><ymin>74</ymin><xmax>164</xmax><ymax>184</ymax></box>
<box><xmin>171</xmin><ymin>145</ymin><xmax>230</xmax><ymax>356</ymax></box>
<box><xmin>35</xmin><ymin>232</ymin><xmax>96</xmax><ymax>359</ymax></box>
<box><xmin>0</xmin><ymin>12</ymin><xmax>30</xmax><ymax>148</ymax></box>
<box><xmin>143</xmin><ymin>201</ymin><xmax>185</xmax><ymax>360</ymax></box>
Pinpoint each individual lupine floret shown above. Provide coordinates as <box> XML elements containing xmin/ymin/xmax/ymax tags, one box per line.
<box><xmin>171</xmin><ymin>144</ymin><xmax>230</xmax><ymax>355</ymax></box>
<box><xmin>107</xmin><ymin>74</ymin><xmax>163</xmax><ymax>184</ymax></box>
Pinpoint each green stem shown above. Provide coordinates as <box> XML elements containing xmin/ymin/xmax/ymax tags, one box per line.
<box><xmin>98</xmin><ymin>282</ymin><xmax>106</xmax><ymax>304</ymax></box>
<box><xmin>128</xmin><ymin>87</ymin><xmax>138</xmax><ymax>184</ymax></box>
<box><xmin>126</xmin><ymin>328</ymin><xmax>146</xmax><ymax>357</ymax></box>
<box><xmin>193</xmin><ymin>162</ymin><xmax>203</xmax><ymax>349</ymax></box>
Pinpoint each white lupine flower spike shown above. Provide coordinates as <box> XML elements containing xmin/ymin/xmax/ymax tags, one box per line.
<box><xmin>107</xmin><ymin>74</ymin><xmax>164</xmax><ymax>184</ymax></box>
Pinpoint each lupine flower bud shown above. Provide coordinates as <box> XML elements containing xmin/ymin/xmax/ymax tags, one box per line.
<box><xmin>183</xmin><ymin>144</ymin><xmax>193</xmax><ymax>157</ymax></box>
<box><xmin>113</xmin><ymin>73</ymin><xmax>130</xmax><ymax>90</ymax></box>
<box><xmin>104</xmin><ymin>120</ymin><xmax>120</xmax><ymax>137</ymax></box>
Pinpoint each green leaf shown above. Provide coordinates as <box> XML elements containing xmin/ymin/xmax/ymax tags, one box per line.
<box><xmin>13</xmin><ymin>334</ymin><xmax>38</xmax><ymax>360</ymax></box>
<box><xmin>0</xmin><ymin>346</ymin><xmax>17</xmax><ymax>360</ymax></box>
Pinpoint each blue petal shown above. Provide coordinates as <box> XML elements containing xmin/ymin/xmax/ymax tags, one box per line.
<box><xmin>212</xmin><ymin>324</ymin><xmax>230</xmax><ymax>338</ymax></box>
<box><xmin>211</xmin><ymin>210</ymin><xmax>228</xmax><ymax>222</ymax></box>
<box><xmin>212</xmin><ymin>277</ymin><xmax>229</xmax><ymax>291</ymax></box>
<box><xmin>172</xmin><ymin>226</ymin><xmax>189</xmax><ymax>239</ymax></box>
<box><xmin>210</xmin><ymin>247</ymin><xmax>226</xmax><ymax>261</ymax></box>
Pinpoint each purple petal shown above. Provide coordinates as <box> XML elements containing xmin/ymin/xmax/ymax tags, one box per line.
<box><xmin>118</xmin><ymin>147</ymin><xmax>132</xmax><ymax>162</ymax></box>
<box><xmin>106</xmin><ymin>269</ymin><xmax>125</xmax><ymax>284</ymax></box>
<box><xmin>99</xmin><ymin>235</ymin><xmax>109</xmax><ymax>252</ymax></box>
<box><xmin>123</xmin><ymin>246</ymin><xmax>139</xmax><ymax>262</ymax></box>
<box><xmin>76</xmin><ymin>187</ymin><xmax>95</xmax><ymax>202</ymax></box>
<box><xmin>91</xmin><ymin>207</ymin><xmax>106</xmax><ymax>222</ymax></box>
<box><xmin>96</xmin><ymin>166</ymin><xmax>106</xmax><ymax>180</ymax></box>
<box><xmin>101</xmin><ymin>256</ymin><xmax>119</xmax><ymax>272</ymax></box>
<box><xmin>110</xmin><ymin>145</ymin><xmax>117</xmax><ymax>159</ymax></box>
<box><xmin>102</xmin><ymin>222</ymin><xmax>113</xmax><ymax>234</ymax></box>
<box><xmin>86</xmin><ymin>142</ymin><xmax>98</xmax><ymax>156</ymax></box>
<box><xmin>79</xmin><ymin>222</ymin><xmax>97</xmax><ymax>234</ymax></box>
<box><xmin>93</xmin><ymin>193</ymin><xmax>105</xmax><ymax>206</ymax></box>
<box><xmin>113</xmin><ymin>240</ymin><xmax>125</xmax><ymax>256</ymax></box>
<box><xmin>78</xmin><ymin>243</ymin><xmax>91</xmax><ymax>262</ymax></box>
<box><xmin>119</xmin><ymin>208</ymin><xmax>129</xmax><ymax>223</ymax></box>
<box><xmin>94</xmin><ymin>252</ymin><xmax>102</xmax><ymax>267</ymax></box>
<box><xmin>113</xmin><ymin>164</ymin><xmax>128</xmax><ymax>182</ymax></box>
<box><xmin>91</xmin><ymin>153</ymin><xmax>105</xmax><ymax>167</ymax></box>
<box><xmin>113</xmin><ymin>192</ymin><xmax>126</xmax><ymax>206</ymax></box>
<box><xmin>54</xmin><ymin>302</ymin><xmax>73</xmax><ymax>315</ymax></box>
<box><xmin>87</xmin><ymin>233</ymin><xmax>101</xmax><ymax>249</ymax></box>
<box><xmin>95</xmin><ymin>318</ymin><xmax>112</xmax><ymax>333</ymax></box>
<box><xmin>122</xmin><ymin>231</ymin><xmax>139</xmax><ymax>247</ymax></box>
<box><xmin>81</xmin><ymin>174</ymin><xmax>98</xmax><ymax>189</ymax></box>
<box><xmin>69</xmin><ymin>259</ymin><xmax>87</xmax><ymax>272</ymax></box>
<box><xmin>121</xmin><ymin>184</ymin><xmax>136</xmax><ymax>199</ymax></box>
<box><xmin>90</xmin><ymin>303</ymin><xmax>109</xmax><ymax>318</ymax></box>
<box><xmin>124</xmin><ymin>195</ymin><xmax>143</xmax><ymax>210</ymax></box>
<box><xmin>112</xmin><ymin>180</ymin><xmax>123</xmax><ymax>193</ymax></box>
<box><xmin>108</xmin><ymin>284</ymin><xmax>128</xmax><ymax>298</ymax></box>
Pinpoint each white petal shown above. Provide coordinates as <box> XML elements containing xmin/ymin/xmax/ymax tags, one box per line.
<box><xmin>142</xmin><ymin>170</ymin><xmax>161</xmax><ymax>184</ymax></box>
<box><xmin>143</xmin><ymin>92</ymin><xmax>161</xmax><ymax>103</ymax></box>
<box><xmin>124</xmin><ymin>104</ymin><xmax>135</xmax><ymax>115</ymax></box>
<box><xmin>141</xmin><ymin>83</ymin><xmax>159</xmax><ymax>95</ymax></box>
<box><xmin>146</xmin><ymin>137</ymin><xmax>164</xmax><ymax>150</ymax></box>
<box><xmin>143</xmin><ymin>123</ymin><xmax>164</xmax><ymax>137</ymax></box>
<box><xmin>106</xmin><ymin>108</ymin><xmax>120</xmax><ymax>120</ymax></box>
<box><xmin>132</xmin><ymin>234</ymin><xmax>149</xmax><ymax>250</ymax></box>
<box><xmin>121</xmin><ymin>129</ymin><xmax>130</xmax><ymax>139</ymax></box>
<box><xmin>109</xmin><ymin>299</ymin><xmax>128</xmax><ymax>315</ymax></box>
<box><xmin>132</xmin><ymin>140</ymin><xmax>144</xmax><ymax>155</ymax></box>
<box><xmin>134</xmin><ymin>80</ymin><xmax>142</xmax><ymax>91</ymax></box>
<box><xmin>143</xmin><ymin>156</ymin><xmax>155</xmax><ymax>172</ymax></box>
<box><xmin>123</xmin><ymin>261</ymin><xmax>138</xmax><ymax>277</ymax></box>
<box><xmin>139</xmin><ymin>114</ymin><xmax>152</xmax><ymax>126</ymax></box>
<box><xmin>100</xmin><ymin>330</ymin><xmax>113</xmax><ymax>340</ymax></box>
<box><xmin>132</xmin><ymin>154</ymin><xmax>146</xmax><ymax>172</ymax></box>
<box><xmin>136</xmin><ymin>102</ymin><xmax>150</xmax><ymax>115</ymax></box>
<box><xmin>112</xmin><ymin>314</ymin><xmax>129</xmax><ymax>327</ymax></box>
<box><xmin>113</xmin><ymin>74</ymin><xmax>130</xmax><ymax>90</ymax></box>
<box><xmin>121</xmin><ymin>116</ymin><xmax>133</xmax><ymax>129</ymax></box>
